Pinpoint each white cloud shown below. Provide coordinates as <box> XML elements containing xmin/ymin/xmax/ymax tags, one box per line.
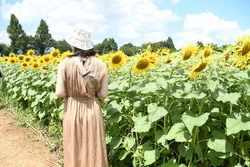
<box><xmin>0</xmin><ymin>0</ymin><xmax>180</xmax><ymax>44</ymax></box>
<box><xmin>174</xmin><ymin>32</ymin><xmax>216</xmax><ymax>49</ymax></box>
<box><xmin>171</xmin><ymin>0</ymin><xmax>181</xmax><ymax>4</ymax></box>
<box><xmin>140</xmin><ymin>31</ymin><xmax>167</xmax><ymax>44</ymax></box>
<box><xmin>184</xmin><ymin>12</ymin><xmax>239</xmax><ymax>33</ymax></box>
<box><xmin>0</xmin><ymin>32</ymin><xmax>10</xmax><ymax>45</ymax></box>
<box><xmin>174</xmin><ymin>12</ymin><xmax>247</xmax><ymax>49</ymax></box>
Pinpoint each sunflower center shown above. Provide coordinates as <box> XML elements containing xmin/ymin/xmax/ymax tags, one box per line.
<box><xmin>204</xmin><ymin>50</ymin><xmax>211</xmax><ymax>57</ymax></box>
<box><xmin>33</xmin><ymin>63</ymin><xmax>39</xmax><ymax>68</ymax></box>
<box><xmin>136</xmin><ymin>59</ymin><xmax>149</xmax><ymax>69</ymax></box>
<box><xmin>194</xmin><ymin>62</ymin><xmax>207</xmax><ymax>72</ymax></box>
<box><xmin>183</xmin><ymin>50</ymin><xmax>192</xmax><ymax>60</ymax></box>
<box><xmin>44</xmin><ymin>57</ymin><xmax>50</xmax><ymax>62</ymax></box>
<box><xmin>242</xmin><ymin>42</ymin><xmax>250</xmax><ymax>56</ymax></box>
<box><xmin>112</xmin><ymin>55</ymin><xmax>122</xmax><ymax>64</ymax></box>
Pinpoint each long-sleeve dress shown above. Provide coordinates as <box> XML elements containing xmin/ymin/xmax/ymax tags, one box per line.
<box><xmin>56</xmin><ymin>56</ymin><xmax>109</xmax><ymax>167</ymax></box>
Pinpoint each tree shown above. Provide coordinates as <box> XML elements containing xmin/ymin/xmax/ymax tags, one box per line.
<box><xmin>95</xmin><ymin>38</ymin><xmax>118</xmax><ymax>54</ymax></box>
<box><xmin>52</xmin><ymin>39</ymin><xmax>71</xmax><ymax>53</ymax></box>
<box><xmin>0</xmin><ymin>43</ymin><xmax>10</xmax><ymax>56</ymax></box>
<box><xmin>119</xmin><ymin>43</ymin><xmax>140</xmax><ymax>56</ymax></box>
<box><xmin>7</xmin><ymin>14</ymin><xmax>28</xmax><ymax>54</ymax></box>
<box><xmin>34</xmin><ymin>19</ymin><xmax>53</xmax><ymax>55</ymax></box>
<box><xmin>197</xmin><ymin>41</ymin><xmax>204</xmax><ymax>48</ymax></box>
<box><xmin>165</xmin><ymin>37</ymin><xmax>176</xmax><ymax>52</ymax></box>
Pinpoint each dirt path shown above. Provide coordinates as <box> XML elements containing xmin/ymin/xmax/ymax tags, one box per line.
<box><xmin>0</xmin><ymin>109</ymin><xmax>62</xmax><ymax>167</ymax></box>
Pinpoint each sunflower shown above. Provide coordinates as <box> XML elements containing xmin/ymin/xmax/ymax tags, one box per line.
<box><xmin>132</xmin><ymin>58</ymin><xmax>152</xmax><ymax>74</ymax></box>
<box><xmin>50</xmin><ymin>49</ymin><xmax>60</xmax><ymax>58</ymax></box>
<box><xmin>4</xmin><ymin>57</ymin><xmax>8</xmax><ymax>62</ymax></box>
<box><xmin>20</xmin><ymin>69</ymin><xmax>25</xmax><ymax>73</ymax></box>
<box><xmin>31</xmin><ymin>62</ymin><xmax>39</xmax><ymax>70</ymax></box>
<box><xmin>0</xmin><ymin>57</ymin><xmax>3</xmax><ymax>63</ymax></box>
<box><xmin>188</xmin><ymin>58</ymin><xmax>212</xmax><ymax>79</ymax></box>
<box><xmin>241</xmin><ymin>41</ymin><xmax>250</xmax><ymax>56</ymax></box>
<box><xmin>27</xmin><ymin>49</ymin><xmax>35</xmax><ymax>56</ymax></box>
<box><xmin>202</xmin><ymin>44</ymin><xmax>213</xmax><ymax>58</ymax></box>
<box><xmin>41</xmin><ymin>65</ymin><xmax>49</xmax><ymax>70</ymax></box>
<box><xmin>21</xmin><ymin>62</ymin><xmax>29</xmax><ymax>68</ymax></box>
<box><xmin>17</xmin><ymin>54</ymin><xmax>25</xmax><ymax>62</ymax></box>
<box><xmin>108</xmin><ymin>51</ymin><xmax>127</xmax><ymax>69</ymax></box>
<box><xmin>181</xmin><ymin>45</ymin><xmax>199</xmax><ymax>61</ymax></box>
<box><xmin>9</xmin><ymin>53</ymin><xmax>16</xmax><ymax>57</ymax></box>
<box><xmin>24</xmin><ymin>56</ymin><xmax>33</xmax><ymax>63</ymax></box>
<box><xmin>8</xmin><ymin>57</ymin><xmax>17</xmax><ymax>65</ymax></box>
<box><xmin>159</xmin><ymin>48</ymin><xmax>170</xmax><ymax>56</ymax></box>
<box><xmin>147</xmin><ymin>53</ymin><xmax>159</xmax><ymax>66</ymax></box>
<box><xmin>61</xmin><ymin>51</ymin><xmax>73</xmax><ymax>59</ymax></box>
<box><xmin>42</xmin><ymin>54</ymin><xmax>52</xmax><ymax>64</ymax></box>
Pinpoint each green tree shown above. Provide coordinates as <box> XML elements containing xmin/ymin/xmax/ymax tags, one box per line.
<box><xmin>34</xmin><ymin>19</ymin><xmax>53</xmax><ymax>55</ymax></box>
<box><xmin>95</xmin><ymin>38</ymin><xmax>118</xmax><ymax>54</ymax></box>
<box><xmin>7</xmin><ymin>14</ymin><xmax>28</xmax><ymax>54</ymax></box>
<box><xmin>165</xmin><ymin>37</ymin><xmax>176</xmax><ymax>52</ymax></box>
<box><xmin>0</xmin><ymin>43</ymin><xmax>10</xmax><ymax>56</ymax></box>
<box><xmin>119</xmin><ymin>43</ymin><xmax>140</xmax><ymax>56</ymax></box>
<box><xmin>197</xmin><ymin>41</ymin><xmax>204</xmax><ymax>48</ymax></box>
<box><xmin>52</xmin><ymin>39</ymin><xmax>71</xmax><ymax>53</ymax></box>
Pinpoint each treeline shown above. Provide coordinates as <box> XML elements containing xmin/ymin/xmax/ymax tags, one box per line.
<box><xmin>0</xmin><ymin>13</ymin><xmax>226</xmax><ymax>57</ymax></box>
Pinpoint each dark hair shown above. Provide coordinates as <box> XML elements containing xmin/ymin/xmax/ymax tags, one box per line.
<box><xmin>68</xmin><ymin>47</ymin><xmax>97</xmax><ymax>58</ymax></box>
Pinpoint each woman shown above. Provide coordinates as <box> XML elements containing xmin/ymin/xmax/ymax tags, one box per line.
<box><xmin>56</xmin><ymin>24</ymin><xmax>109</xmax><ymax>167</ymax></box>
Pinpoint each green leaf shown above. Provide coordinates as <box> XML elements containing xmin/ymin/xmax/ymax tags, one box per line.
<box><xmin>226</xmin><ymin>113</ymin><xmax>250</xmax><ymax>135</ymax></box>
<box><xmin>109</xmin><ymin>112</ymin><xmax>122</xmax><ymax>123</ymax></box>
<box><xmin>207</xmin><ymin>78</ymin><xmax>220</xmax><ymax>92</ymax></box>
<box><xmin>49</xmin><ymin>92</ymin><xmax>57</xmax><ymax>101</ymax></box>
<box><xmin>132</xmin><ymin>115</ymin><xmax>151</xmax><ymax>133</ymax></box>
<box><xmin>118</xmin><ymin>149</ymin><xmax>130</xmax><ymax>160</ymax></box>
<box><xmin>141</xmin><ymin>82</ymin><xmax>159</xmax><ymax>94</ymax></box>
<box><xmin>161</xmin><ymin>159</ymin><xmax>178</xmax><ymax>167</ymax></box>
<box><xmin>147</xmin><ymin>103</ymin><xmax>168</xmax><ymax>123</ymax></box>
<box><xmin>214</xmin><ymin>91</ymin><xmax>241</xmax><ymax>105</ymax></box>
<box><xmin>181</xmin><ymin>111</ymin><xmax>210</xmax><ymax>133</ymax></box>
<box><xmin>106</xmin><ymin>100</ymin><xmax>123</xmax><ymax>114</ymax></box>
<box><xmin>38</xmin><ymin>110</ymin><xmax>46</xmax><ymax>119</ymax></box>
<box><xmin>144</xmin><ymin>149</ymin><xmax>160</xmax><ymax>166</ymax></box>
<box><xmin>28</xmin><ymin>89</ymin><xmax>37</xmax><ymax>96</ymax></box>
<box><xmin>210</xmin><ymin>108</ymin><xmax>220</xmax><ymax>117</ymax></box>
<box><xmin>207</xmin><ymin>139</ymin><xmax>233</xmax><ymax>153</ymax></box>
<box><xmin>123</xmin><ymin>137</ymin><xmax>135</xmax><ymax>151</ymax></box>
<box><xmin>155</xmin><ymin>130</ymin><xmax>169</xmax><ymax>148</ymax></box>
<box><xmin>110</xmin><ymin>136</ymin><xmax>122</xmax><ymax>149</ymax></box>
<box><xmin>165</xmin><ymin>122</ymin><xmax>191</xmax><ymax>142</ymax></box>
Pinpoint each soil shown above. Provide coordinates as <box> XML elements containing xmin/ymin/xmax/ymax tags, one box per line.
<box><xmin>0</xmin><ymin>109</ymin><xmax>62</xmax><ymax>167</ymax></box>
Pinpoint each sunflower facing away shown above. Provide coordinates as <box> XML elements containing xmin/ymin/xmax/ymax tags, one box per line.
<box><xmin>181</xmin><ymin>45</ymin><xmax>199</xmax><ymax>61</ymax></box>
<box><xmin>202</xmin><ymin>44</ymin><xmax>213</xmax><ymax>58</ymax></box>
<box><xmin>188</xmin><ymin>58</ymin><xmax>213</xmax><ymax>79</ymax></box>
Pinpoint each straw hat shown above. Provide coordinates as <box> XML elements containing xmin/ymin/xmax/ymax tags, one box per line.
<box><xmin>65</xmin><ymin>24</ymin><xmax>94</xmax><ymax>50</ymax></box>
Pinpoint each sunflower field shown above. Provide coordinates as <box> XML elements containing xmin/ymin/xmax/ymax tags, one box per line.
<box><xmin>0</xmin><ymin>35</ymin><xmax>250</xmax><ymax>167</ymax></box>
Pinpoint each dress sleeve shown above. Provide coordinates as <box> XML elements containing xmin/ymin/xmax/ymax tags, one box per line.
<box><xmin>56</xmin><ymin>60</ymin><xmax>67</xmax><ymax>97</ymax></box>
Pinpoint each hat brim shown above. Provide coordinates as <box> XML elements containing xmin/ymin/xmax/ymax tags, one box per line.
<box><xmin>65</xmin><ymin>34</ymin><xmax>94</xmax><ymax>50</ymax></box>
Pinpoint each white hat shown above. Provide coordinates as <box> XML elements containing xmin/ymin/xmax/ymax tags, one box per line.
<box><xmin>65</xmin><ymin>24</ymin><xmax>94</xmax><ymax>50</ymax></box>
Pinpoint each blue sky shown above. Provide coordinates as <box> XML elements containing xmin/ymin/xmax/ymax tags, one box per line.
<box><xmin>0</xmin><ymin>0</ymin><xmax>249</xmax><ymax>49</ymax></box>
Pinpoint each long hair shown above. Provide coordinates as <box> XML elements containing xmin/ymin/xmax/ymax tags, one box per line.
<box><xmin>69</xmin><ymin>47</ymin><xmax>97</xmax><ymax>58</ymax></box>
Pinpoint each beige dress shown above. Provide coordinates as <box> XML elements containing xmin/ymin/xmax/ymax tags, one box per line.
<box><xmin>56</xmin><ymin>56</ymin><xmax>109</xmax><ymax>167</ymax></box>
